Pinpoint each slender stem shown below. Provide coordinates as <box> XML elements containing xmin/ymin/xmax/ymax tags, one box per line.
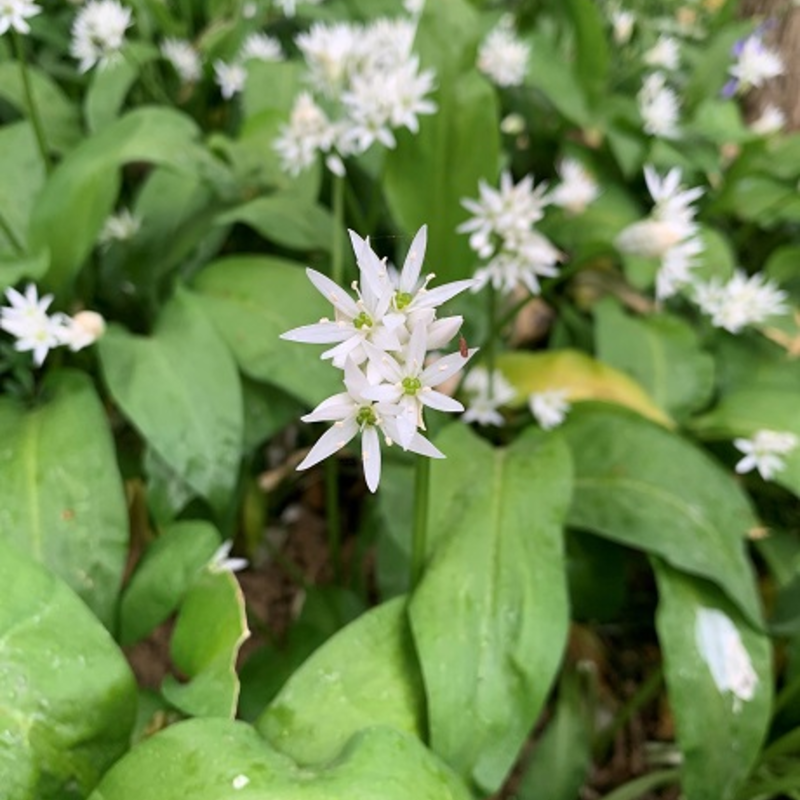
<box><xmin>13</xmin><ymin>31</ymin><xmax>51</xmax><ymax>174</ymax></box>
<box><xmin>0</xmin><ymin>209</ymin><xmax>24</xmax><ymax>255</ymax></box>
<box><xmin>486</xmin><ymin>282</ymin><xmax>497</xmax><ymax>399</ymax></box>
<box><xmin>410</xmin><ymin>455</ymin><xmax>430</xmax><ymax>590</ymax></box>
<box><xmin>331</xmin><ymin>172</ymin><xmax>346</xmax><ymax>286</ymax></box>
<box><xmin>324</xmin><ymin>457</ymin><xmax>342</xmax><ymax>582</ymax></box>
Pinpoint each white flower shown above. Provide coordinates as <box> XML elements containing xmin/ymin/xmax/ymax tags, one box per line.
<box><xmin>232</xmin><ymin>774</ymin><xmax>250</xmax><ymax>790</ymax></box>
<box><xmin>160</xmin><ymin>38</ymin><xmax>201</xmax><ymax>83</ymax></box>
<box><xmin>694</xmin><ymin>270</ymin><xmax>787</xmax><ymax>333</ymax></box>
<box><xmin>643</xmin><ymin>35</ymin><xmax>680</xmax><ymax>70</ymax></box>
<box><xmin>655</xmin><ymin>236</ymin><xmax>704</xmax><ymax>300</ymax></box>
<box><xmin>461</xmin><ymin>367</ymin><xmax>516</xmax><ymax>427</ymax></box>
<box><xmin>296</xmin><ymin>21</ymin><xmax>360</xmax><ymax>97</ymax></box>
<box><xmin>70</xmin><ymin>0</ymin><xmax>132</xmax><ymax>73</ymax></box>
<box><xmin>99</xmin><ymin>208</ymin><xmax>140</xmax><ymax>245</ymax></box>
<box><xmin>695</xmin><ymin>607</ymin><xmax>758</xmax><ymax>712</ymax></box>
<box><xmin>610</xmin><ymin>9</ymin><xmax>635</xmax><ymax>45</ymax></box>
<box><xmin>750</xmin><ymin>103</ymin><xmax>785</xmax><ymax>136</ymax></box>
<box><xmin>56</xmin><ymin>310</ymin><xmax>106</xmax><ymax>351</ymax></box>
<box><xmin>240</xmin><ymin>32</ymin><xmax>283</xmax><ymax>62</ymax></box>
<box><xmin>550</xmin><ymin>158</ymin><xmax>599</xmax><ymax>215</ymax></box>
<box><xmin>734</xmin><ymin>429</ymin><xmax>798</xmax><ymax>481</ymax></box>
<box><xmin>208</xmin><ymin>540</ymin><xmax>249</xmax><ymax>573</ymax></box>
<box><xmin>0</xmin><ymin>0</ymin><xmax>41</xmax><ymax>35</ymax></box>
<box><xmin>638</xmin><ymin>72</ymin><xmax>680</xmax><ymax>138</ymax></box>
<box><xmin>275</xmin><ymin>0</ymin><xmax>324</xmax><ymax>17</ymax></box>
<box><xmin>214</xmin><ymin>60</ymin><xmax>247</xmax><ymax>99</ymax></box>
<box><xmin>477</xmin><ymin>16</ymin><xmax>530</xmax><ymax>88</ymax></box>
<box><xmin>0</xmin><ymin>284</ymin><xmax>62</xmax><ymax>367</ymax></box>
<box><xmin>403</xmin><ymin>0</ymin><xmax>425</xmax><ymax>14</ymax></box>
<box><xmin>615</xmin><ymin>219</ymin><xmax>685</xmax><ymax>259</ymax></box>
<box><xmin>529</xmin><ymin>388</ymin><xmax>570</xmax><ymax>430</ymax></box>
<box><xmin>725</xmin><ymin>33</ymin><xmax>783</xmax><ymax>96</ymax></box>
<box><xmin>274</xmin><ymin>92</ymin><xmax>339</xmax><ymax>176</ymax></box>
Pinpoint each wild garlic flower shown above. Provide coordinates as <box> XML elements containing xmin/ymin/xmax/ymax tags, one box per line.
<box><xmin>461</xmin><ymin>367</ymin><xmax>516</xmax><ymax>427</ymax></box>
<box><xmin>477</xmin><ymin>16</ymin><xmax>530</xmax><ymax>88</ymax></box>
<box><xmin>610</xmin><ymin>9</ymin><xmax>635</xmax><ymax>45</ymax></box>
<box><xmin>274</xmin><ymin>0</ymin><xmax>325</xmax><ymax>17</ymax></box>
<box><xmin>643</xmin><ymin>35</ymin><xmax>680</xmax><ymax>71</ymax></box>
<box><xmin>723</xmin><ymin>32</ymin><xmax>783</xmax><ymax>98</ymax></box>
<box><xmin>283</xmin><ymin>226</ymin><xmax>474</xmax><ymax>492</ymax></box>
<box><xmin>99</xmin><ymin>208</ymin><xmax>140</xmax><ymax>245</ymax></box>
<box><xmin>57</xmin><ymin>310</ymin><xmax>106</xmax><ymax>351</ymax></box>
<box><xmin>638</xmin><ymin>72</ymin><xmax>680</xmax><ymax>138</ymax></box>
<box><xmin>208</xmin><ymin>540</ymin><xmax>249</xmax><ymax>574</ymax></box>
<box><xmin>274</xmin><ymin>92</ymin><xmax>340</xmax><ymax>177</ymax></box>
<box><xmin>160</xmin><ymin>38</ymin><xmax>202</xmax><ymax>83</ymax></box>
<box><xmin>734</xmin><ymin>429</ymin><xmax>798</xmax><ymax>481</ymax></box>
<box><xmin>693</xmin><ymin>270</ymin><xmax>787</xmax><ymax>334</ymax></box>
<box><xmin>749</xmin><ymin>103</ymin><xmax>785</xmax><ymax>136</ymax></box>
<box><xmin>214</xmin><ymin>60</ymin><xmax>247</xmax><ymax>99</ymax></box>
<box><xmin>529</xmin><ymin>389</ymin><xmax>571</xmax><ymax>430</ymax></box>
<box><xmin>550</xmin><ymin>158</ymin><xmax>600</xmax><ymax>215</ymax></box>
<box><xmin>0</xmin><ymin>0</ymin><xmax>41</xmax><ymax>36</ymax></box>
<box><xmin>240</xmin><ymin>33</ymin><xmax>283</xmax><ymax>63</ymax></box>
<box><xmin>70</xmin><ymin>0</ymin><xmax>132</xmax><ymax>73</ymax></box>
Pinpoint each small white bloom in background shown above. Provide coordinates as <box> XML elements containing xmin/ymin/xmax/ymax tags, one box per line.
<box><xmin>160</xmin><ymin>38</ymin><xmax>202</xmax><ymax>83</ymax></box>
<box><xmin>70</xmin><ymin>0</ymin><xmax>133</xmax><ymax>73</ymax></box>
<box><xmin>214</xmin><ymin>60</ymin><xmax>247</xmax><ymax>99</ymax></box>
<box><xmin>550</xmin><ymin>158</ymin><xmax>600</xmax><ymax>215</ymax></box>
<box><xmin>242</xmin><ymin>2</ymin><xmax>257</xmax><ymax>18</ymax></box>
<box><xmin>655</xmin><ymin>236</ymin><xmax>704</xmax><ymax>300</ymax></box>
<box><xmin>733</xmin><ymin>429</ymin><xmax>798</xmax><ymax>481</ymax></box>
<box><xmin>274</xmin><ymin>92</ymin><xmax>339</xmax><ymax>176</ymax></box>
<box><xmin>529</xmin><ymin>388</ymin><xmax>571</xmax><ymax>430</ymax></box>
<box><xmin>0</xmin><ymin>0</ymin><xmax>41</xmax><ymax>36</ymax></box>
<box><xmin>232</xmin><ymin>774</ymin><xmax>250</xmax><ymax>790</ymax></box>
<box><xmin>461</xmin><ymin>367</ymin><xmax>516</xmax><ymax>427</ymax></box>
<box><xmin>240</xmin><ymin>32</ymin><xmax>283</xmax><ymax>63</ymax></box>
<box><xmin>57</xmin><ymin>310</ymin><xmax>106</xmax><ymax>351</ymax></box>
<box><xmin>296</xmin><ymin>21</ymin><xmax>360</xmax><ymax>97</ymax></box>
<box><xmin>643</xmin><ymin>35</ymin><xmax>680</xmax><ymax>71</ymax></box>
<box><xmin>500</xmin><ymin>113</ymin><xmax>526</xmax><ymax>136</ymax></box>
<box><xmin>749</xmin><ymin>103</ymin><xmax>785</xmax><ymax>136</ymax></box>
<box><xmin>638</xmin><ymin>72</ymin><xmax>680</xmax><ymax>138</ymax></box>
<box><xmin>695</xmin><ymin>607</ymin><xmax>758</xmax><ymax>712</ymax></box>
<box><xmin>99</xmin><ymin>208</ymin><xmax>140</xmax><ymax>246</ymax></box>
<box><xmin>723</xmin><ymin>32</ymin><xmax>783</xmax><ymax>98</ymax></box>
<box><xmin>404</xmin><ymin>0</ymin><xmax>425</xmax><ymax>14</ymax></box>
<box><xmin>0</xmin><ymin>284</ymin><xmax>62</xmax><ymax>367</ymax></box>
<box><xmin>610</xmin><ymin>9</ymin><xmax>635</xmax><ymax>45</ymax></box>
<box><xmin>274</xmin><ymin>0</ymin><xmax>324</xmax><ymax>17</ymax></box>
<box><xmin>208</xmin><ymin>540</ymin><xmax>249</xmax><ymax>574</ymax></box>
<box><xmin>477</xmin><ymin>16</ymin><xmax>530</xmax><ymax>88</ymax></box>
<box><xmin>693</xmin><ymin>270</ymin><xmax>787</xmax><ymax>334</ymax></box>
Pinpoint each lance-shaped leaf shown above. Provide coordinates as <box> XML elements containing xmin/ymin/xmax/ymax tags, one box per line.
<box><xmin>99</xmin><ymin>288</ymin><xmax>244</xmax><ymax>515</ymax></box>
<box><xmin>410</xmin><ymin>424</ymin><xmax>572</xmax><ymax>793</ymax></box>
<box><xmin>0</xmin><ymin>539</ymin><xmax>137</xmax><ymax>799</ymax></box>
<box><xmin>562</xmin><ymin>405</ymin><xmax>763</xmax><ymax>626</ymax></box>
<box><xmin>162</xmin><ymin>568</ymin><xmax>250</xmax><ymax>719</ymax></box>
<box><xmin>0</xmin><ymin>370</ymin><xmax>127</xmax><ymax>628</ymax></box>
<box><xmin>653</xmin><ymin>559</ymin><xmax>771</xmax><ymax>800</ymax></box>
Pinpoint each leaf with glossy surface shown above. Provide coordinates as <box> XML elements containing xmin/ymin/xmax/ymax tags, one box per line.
<box><xmin>99</xmin><ymin>288</ymin><xmax>244</xmax><ymax>515</ymax></box>
<box><xmin>0</xmin><ymin>539</ymin><xmax>136</xmax><ymax>799</ymax></box>
<box><xmin>653</xmin><ymin>560</ymin><xmax>771</xmax><ymax>800</ymax></box>
<box><xmin>191</xmin><ymin>256</ymin><xmax>341</xmax><ymax>407</ymax></box>
<box><xmin>0</xmin><ymin>370</ymin><xmax>127</xmax><ymax>628</ymax></box>
<box><xmin>257</xmin><ymin>597</ymin><xmax>424</xmax><ymax>765</ymax></box>
<box><xmin>410</xmin><ymin>424</ymin><xmax>572</xmax><ymax>793</ymax></box>
<box><xmin>562</xmin><ymin>405</ymin><xmax>763</xmax><ymax>625</ymax></box>
<box><xmin>89</xmin><ymin>719</ymin><xmax>472</xmax><ymax>800</ymax></box>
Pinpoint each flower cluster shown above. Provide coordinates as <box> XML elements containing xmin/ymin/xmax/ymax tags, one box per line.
<box><xmin>643</xmin><ymin>35</ymin><xmax>680</xmax><ymax>71</ymax></box>
<box><xmin>694</xmin><ymin>271</ymin><xmax>787</xmax><ymax>334</ymax></box>
<box><xmin>0</xmin><ymin>0</ymin><xmax>41</xmax><ymax>36</ymax></box>
<box><xmin>70</xmin><ymin>0</ymin><xmax>132</xmax><ymax>73</ymax></box>
<box><xmin>615</xmin><ymin>165</ymin><xmax>704</xmax><ymax>300</ymax></box>
<box><xmin>273</xmin><ymin>17</ymin><xmax>436</xmax><ymax>176</ymax></box>
<box><xmin>549</xmin><ymin>158</ymin><xmax>600</xmax><ymax>216</ymax></box>
<box><xmin>637</xmin><ymin>71</ymin><xmax>680</xmax><ymax>138</ymax></box>
<box><xmin>0</xmin><ymin>284</ymin><xmax>106</xmax><ymax>367</ymax></box>
<box><xmin>460</xmin><ymin>367</ymin><xmax>516</xmax><ymax>427</ymax></box>
<box><xmin>734</xmin><ymin>429</ymin><xmax>798</xmax><ymax>481</ymax></box>
<box><xmin>477</xmin><ymin>16</ymin><xmax>530</xmax><ymax>88</ymax></box>
<box><xmin>529</xmin><ymin>388</ymin><xmax>571</xmax><ymax>430</ymax></box>
<box><xmin>160</xmin><ymin>38</ymin><xmax>202</xmax><ymax>84</ymax></box>
<box><xmin>458</xmin><ymin>170</ymin><xmax>562</xmax><ymax>296</ymax></box>
<box><xmin>281</xmin><ymin>226</ymin><xmax>475</xmax><ymax>492</ymax></box>
<box><xmin>723</xmin><ymin>31</ymin><xmax>783</xmax><ymax>98</ymax></box>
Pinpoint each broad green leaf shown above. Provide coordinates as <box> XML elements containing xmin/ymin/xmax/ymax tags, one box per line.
<box><xmin>594</xmin><ymin>300</ymin><xmax>714</xmax><ymax>420</ymax></box>
<box><xmin>0</xmin><ymin>250</ymin><xmax>49</xmax><ymax>293</ymax></box>
<box><xmin>257</xmin><ymin>597</ymin><xmax>424</xmax><ymax>765</ymax></box>
<box><xmin>562</xmin><ymin>405</ymin><xmax>763</xmax><ymax>626</ymax></box>
<box><xmin>0</xmin><ymin>539</ymin><xmax>137</xmax><ymax>799</ymax></box>
<box><xmin>242</xmin><ymin>60</ymin><xmax>306</xmax><ymax>121</ymax></box>
<box><xmin>410</xmin><ymin>425</ymin><xmax>572</xmax><ymax>793</ymax></box>
<box><xmin>653</xmin><ymin>560</ymin><xmax>771</xmax><ymax>800</ymax></box>
<box><xmin>99</xmin><ymin>288</ymin><xmax>244</xmax><ymax>514</ymax></box>
<box><xmin>497</xmin><ymin>349</ymin><xmax>673</xmax><ymax>427</ymax></box>
<box><xmin>89</xmin><ymin>719</ymin><xmax>472</xmax><ymax>800</ymax></box>
<box><xmin>0</xmin><ymin>370</ymin><xmax>127</xmax><ymax>628</ymax></box>
<box><xmin>119</xmin><ymin>520</ymin><xmax>222</xmax><ymax>646</ymax></box>
<box><xmin>143</xmin><ymin>445</ymin><xmax>197</xmax><ymax>523</ymax></box>
<box><xmin>162</xmin><ymin>568</ymin><xmax>250</xmax><ymax>719</ymax></box>
<box><xmin>375</xmin><ymin>459</ymin><xmax>415</xmax><ymax>599</ymax></box>
<box><xmin>191</xmin><ymin>256</ymin><xmax>341</xmax><ymax>407</ymax></box>
<box><xmin>216</xmin><ymin>193</ymin><xmax>335</xmax><ymax>251</ymax></box>
<box><xmin>384</xmin><ymin>0</ymin><xmax>499</xmax><ymax>282</ymax></box>
<box><xmin>687</xmin><ymin>99</ymin><xmax>749</xmax><ymax>145</ymax></box>
<box><xmin>565</xmin><ymin>0</ymin><xmax>609</xmax><ymax>109</ymax></box>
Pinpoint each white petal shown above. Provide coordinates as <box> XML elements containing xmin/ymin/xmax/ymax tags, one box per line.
<box><xmin>363</xmin><ymin>341</ymin><xmax>403</xmax><ymax>382</ymax></box>
<box><xmin>399</xmin><ymin>225</ymin><xmax>427</xmax><ymax>293</ymax></box>
<box><xmin>361</xmin><ymin>426</ymin><xmax>382</xmax><ymax>492</ymax></box>
<box><xmin>406</xmin><ymin>431</ymin><xmax>445</xmax><ymax>459</ymax></box>
<box><xmin>413</xmin><ymin>279</ymin><xmax>475</xmax><ymax>309</ymax></box>
<box><xmin>361</xmin><ymin>384</ymin><xmax>402</xmax><ymax>403</ymax></box>
<box><xmin>297</xmin><ymin>418</ymin><xmax>359</xmax><ymax>470</ymax></box>
<box><xmin>302</xmin><ymin>393</ymin><xmax>356</xmax><ymax>422</ymax></box>
<box><xmin>281</xmin><ymin>321</ymin><xmax>352</xmax><ymax>344</ymax></box>
<box><xmin>419</xmin><ymin>389</ymin><xmax>464</xmax><ymax>413</ymax></box>
<box><xmin>306</xmin><ymin>268</ymin><xmax>360</xmax><ymax>318</ymax></box>
<box><xmin>421</xmin><ymin>348</ymin><xmax>475</xmax><ymax>388</ymax></box>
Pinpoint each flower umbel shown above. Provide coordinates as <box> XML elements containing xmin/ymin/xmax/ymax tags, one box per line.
<box><xmin>734</xmin><ymin>429</ymin><xmax>798</xmax><ymax>481</ymax></box>
<box><xmin>70</xmin><ymin>0</ymin><xmax>132</xmax><ymax>72</ymax></box>
<box><xmin>0</xmin><ymin>0</ymin><xmax>41</xmax><ymax>36</ymax></box>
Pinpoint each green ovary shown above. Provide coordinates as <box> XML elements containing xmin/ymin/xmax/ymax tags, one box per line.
<box><xmin>402</xmin><ymin>377</ymin><xmax>422</xmax><ymax>396</ymax></box>
<box><xmin>395</xmin><ymin>291</ymin><xmax>412</xmax><ymax>310</ymax></box>
<box><xmin>353</xmin><ymin>311</ymin><xmax>373</xmax><ymax>329</ymax></box>
<box><xmin>356</xmin><ymin>406</ymin><xmax>377</xmax><ymax>427</ymax></box>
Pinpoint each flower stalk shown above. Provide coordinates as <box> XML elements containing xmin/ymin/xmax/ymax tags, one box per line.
<box><xmin>12</xmin><ymin>30</ymin><xmax>50</xmax><ymax>173</ymax></box>
<box><xmin>411</xmin><ymin>454</ymin><xmax>430</xmax><ymax>590</ymax></box>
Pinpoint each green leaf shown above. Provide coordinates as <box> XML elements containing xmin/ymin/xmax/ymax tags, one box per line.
<box><xmin>561</xmin><ymin>405</ymin><xmax>763</xmax><ymax>626</ymax></box>
<box><xmin>384</xmin><ymin>0</ymin><xmax>499</xmax><ymax>282</ymax></box>
<box><xmin>0</xmin><ymin>370</ymin><xmax>128</xmax><ymax>628</ymax></box>
<box><xmin>89</xmin><ymin>719</ymin><xmax>472</xmax><ymax>800</ymax></box>
<box><xmin>565</xmin><ymin>0</ymin><xmax>609</xmax><ymax>109</ymax></box>
<box><xmin>162</xmin><ymin>568</ymin><xmax>250</xmax><ymax>719</ymax></box>
<box><xmin>594</xmin><ymin>300</ymin><xmax>714</xmax><ymax>420</ymax></box>
<box><xmin>653</xmin><ymin>560</ymin><xmax>771</xmax><ymax>800</ymax></box>
<box><xmin>410</xmin><ymin>425</ymin><xmax>572</xmax><ymax>793</ymax></box>
<box><xmin>0</xmin><ymin>539</ymin><xmax>136</xmax><ymax>799</ymax></box>
<box><xmin>99</xmin><ymin>288</ymin><xmax>244</xmax><ymax>514</ymax></box>
<box><xmin>119</xmin><ymin>520</ymin><xmax>222</xmax><ymax>646</ymax></box>
<box><xmin>257</xmin><ymin>597</ymin><xmax>424</xmax><ymax>765</ymax></box>
<box><xmin>191</xmin><ymin>256</ymin><xmax>341</xmax><ymax>407</ymax></box>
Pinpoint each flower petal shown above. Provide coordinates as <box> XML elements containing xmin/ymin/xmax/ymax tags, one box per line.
<box><xmin>419</xmin><ymin>389</ymin><xmax>464</xmax><ymax>413</ymax></box>
<box><xmin>306</xmin><ymin>268</ymin><xmax>360</xmax><ymax>318</ymax></box>
<box><xmin>399</xmin><ymin>225</ymin><xmax>427</xmax><ymax>294</ymax></box>
<box><xmin>281</xmin><ymin>321</ymin><xmax>352</xmax><ymax>344</ymax></box>
<box><xmin>297</xmin><ymin>418</ymin><xmax>359</xmax><ymax>471</ymax></box>
<box><xmin>361</xmin><ymin>425</ymin><xmax>382</xmax><ymax>492</ymax></box>
<box><xmin>421</xmin><ymin>348</ymin><xmax>476</xmax><ymax>387</ymax></box>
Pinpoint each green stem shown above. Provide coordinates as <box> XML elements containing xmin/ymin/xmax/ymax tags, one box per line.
<box><xmin>0</xmin><ymin>209</ymin><xmax>24</xmax><ymax>255</ymax></box>
<box><xmin>123</xmin><ymin>47</ymin><xmax>172</xmax><ymax>105</ymax></box>
<box><xmin>410</xmin><ymin>456</ymin><xmax>430</xmax><ymax>590</ymax></box>
<box><xmin>13</xmin><ymin>31</ymin><xmax>51</xmax><ymax>174</ymax></box>
<box><xmin>331</xmin><ymin>172</ymin><xmax>346</xmax><ymax>286</ymax></box>
<box><xmin>486</xmin><ymin>282</ymin><xmax>497</xmax><ymax>399</ymax></box>
<box><xmin>325</xmin><ymin>457</ymin><xmax>342</xmax><ymax>582</ymax></box>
